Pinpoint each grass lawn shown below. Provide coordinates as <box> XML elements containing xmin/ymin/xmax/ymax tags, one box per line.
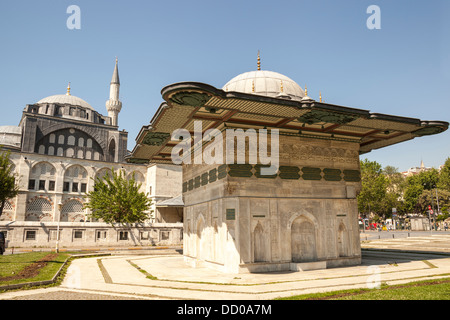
<box><xmin>277</xmin><ymin>278</ymin><xmax>450</xmax><ymax>300</ymax></box>
<box><xmin>0</xmin><ymin>252</ymin><xmax>70</xmax><ymax>287</ymax></box>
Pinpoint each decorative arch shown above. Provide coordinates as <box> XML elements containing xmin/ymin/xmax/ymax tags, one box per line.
<box><xmin>0</xmin><ymin>200</ymin><xmax>14</xmax><ymax>221</ymax></box>
<box><xmin>25</xmin><ymin>196</ymin><xmax>53</xmax><ymax>221</ymax></box>
<box><xmin>63</xmin><ymin>165</ymin><xmax>88</xmax><ymax>193</ymax></box>
<box><xmin>95</xmin><ymin>167</ymin><xmax>114</xmax><ymax>180</ymax></box>
<box><xmin>31</xmin><ymin>161</ymin><xmax>56</xmax><ymax>177</ymax></box>
<box><xmin>127</xmin><ymin>170</ymin><xmax>146</xmax><ymax>192</ymax></box>
<box><xmin>195</xmin><ymin>214</ymin><xmax>206</xmax><ymax>259</ymax></box>
<box><xmin>61</xmin><ymin>198</ymin><xmax>85</xmax><ymax>222</ymax></box>
<box><xmin>108</xmin><ymin>137</ymin><xmax>116</xmax><ymax>162</ymax></box>
<box><xmin>288</xmin><ymin>211</ymin><xmax>319</xmax><ymax>263</ymax></box>
<box><xmin>287</xmin><ymin>210</ymin><xmax>319</xmax><ymax>230</ymax></box>
<box><xmin>337</xmin><ymin>222</ymin><xmax>350</xmax><ymax>257</ymax></box>
<box><xmin>253</xmin><ymin>222</ymin><xmax>268</xmax><ymax>262</ymax></box>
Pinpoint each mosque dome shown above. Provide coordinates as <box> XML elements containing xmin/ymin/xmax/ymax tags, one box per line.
<box><xmin>37</xmin><ymin>94</ymin><xmax>94</xmax><ymax>110</ymax></box>
<box><xmin>223</xmin><ymin>70</ymin><xmax>305</xmax><ymax>101</ymax></box>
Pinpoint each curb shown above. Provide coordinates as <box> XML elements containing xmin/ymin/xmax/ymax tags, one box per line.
<box><xmin>0</xmin><ymin>253</ymin><xmax>111</xmax><ymax>292</ymax></box>
<box><xmin>361</xmin><ymin>247</ymin><xmax>450</xmax><ymax>256</ymax></box>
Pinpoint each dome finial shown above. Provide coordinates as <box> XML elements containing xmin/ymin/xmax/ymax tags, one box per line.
<box><xmin>66</xmin><ymin>82</ymin><xmax>71</xmax><ymax>96</ymax></box>
<box><xmin>304</xmin><ymin>84</ymin><xmax>308</xmax><ymax>96</ymax></box>
<box><xmin>257</xmin><ymin>50</ymin><xmax>261</xmax><ymax>71</ymax></box>
<box><xmin>319</xmin><ymin>91</ymin><xmax>322</xmax><ymax>102</ymax></box>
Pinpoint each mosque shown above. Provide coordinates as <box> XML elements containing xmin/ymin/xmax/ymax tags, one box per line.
<box><xmin>0</xmin><ymin>60</ymin><xmax>183</xmax><ymax>248</ymax></box>
<box><xmin>129</xmin><ymin>54</ymin><xmax>448</xmax><ymax>273</ymax></box>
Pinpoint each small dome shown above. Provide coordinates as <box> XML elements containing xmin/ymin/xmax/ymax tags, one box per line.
<box><xmin>223</xmin><ymin>70</ymin><xmax>305</xmax><ymax>101</ymax></box>
<box><xmin>0</xmin><ymin>125</ymin><xmax>22</xmax><ymax>148</ymax></box>
<box><xmin>37</xmin><ymin>94</ymin><xmax>94</xmax><ymax>110</ymax></box>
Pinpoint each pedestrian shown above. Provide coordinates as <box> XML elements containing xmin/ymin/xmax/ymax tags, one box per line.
<box><xmin>444</xmin><ymin>222</ymin><xmax>448</xmax><ymax>231</ymax></box>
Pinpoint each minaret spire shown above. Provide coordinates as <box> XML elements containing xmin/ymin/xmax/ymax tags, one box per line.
<box><xmin>111</xmin><ymin>57</ymin><xmax>120</xmax><ymax>85</ymax></box>
<box><xmin>105</xmin><ymin>58</ymin><xmax>122</xmax><ymax>126</ymax></box>
<box><xmin>257</xmin><ymin>51</ymin><xmax>261</xmax><ymax>71</ymax></box>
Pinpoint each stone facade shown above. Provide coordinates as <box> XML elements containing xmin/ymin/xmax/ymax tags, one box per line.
<box><xmin>182</xmin><ymin>134</ymin><xmax>362</xmax><ymax>273</ymax></box>
<box><xmin>0</xmin><ymin>222</ymin><xmax>182</xmax><ymax>249</ymax></box>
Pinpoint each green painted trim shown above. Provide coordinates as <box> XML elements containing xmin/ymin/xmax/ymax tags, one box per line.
<box><xmin>201</xmin><ymin>172</ymin><xmax>208</xmax><ymax>186</ymax></box>
<box><xmin>209</xmin><ymin>168</ymin><xmax>217</xmax><ymax>183</ymax></box>
<box><xmin>323</xmin><ymin>168</ymin><xmax>342</xmax><ymax>181</ymax></box>
<box><xmin>142</xmin><ymin>132</ymin><xmax>171</xmax><ymax>146</ymax></box>
<box><xmin>254</xmin><ymin>164</ymin><xmax>277</xmax><ymax>179</ymax></box>
<box><xmin>301</xmin><ymin>167</ymin><xmax>322</xmax><ymax>180</ymax></box>
<box><xmin>343</xmin><ymin>170</ymin><xmax>361</xmax><ymax>182</ymax></box>
<box><xmin>228</xmin><ymin>164</ymin><xmax>253</xmax><ymax>178</ymax></box>
<box><xmin>279</xmin><ymin>166</ymin><xmax>301</xmax><ymax>180</ymax></box>
<box><xmin>194</xmin><ymin>176</ymin><xmax>201</xmax><ymax>188</ymax></box>
<box><xmin>169</xmin><ymin>91</ymin><xmax>211</xmax><ymax>107</ymax></box>
<box><xmin>218</xmin><ymin>164</ymin><xmax>227</xmax><ymax>179</ymax></box>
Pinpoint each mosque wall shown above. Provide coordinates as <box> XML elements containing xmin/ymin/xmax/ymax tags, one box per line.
<box><xmin>0</xmin><ymin>221</ymin><xmax>183</xmax><ymax>248</ymax></box>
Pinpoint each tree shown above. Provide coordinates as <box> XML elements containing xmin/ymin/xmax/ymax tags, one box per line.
<box><xmin>403</xmin><ymin>169</ymin><xmax>440</xmax><ymax>214</ymax></box>
<box><xmin>85</xmin><ymin>169</ymin><xmax>152</xmax><ymax>224</ymax></box>
<box><xmin>357</xmin><ymin>159</ymin><xmax>388</xmax><ymax>215</ymax></box>
<box><xmin>0</xmin><ymin>149</ymin><xmax>19</xmax><ymax>218</ymax></box>
<box><xmin>438</xmin><ymin>157</ymin><xmax>450</xmax><ymax>191</ymax></box>
<box><xmin>380</xmin><ymin>165</ymin><xmax>406</xmax><ymax>216</ymax></box>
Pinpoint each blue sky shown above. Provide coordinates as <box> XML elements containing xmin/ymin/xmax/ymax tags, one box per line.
<box><xmin>0</xmin><ymin>0</ymin><xmax>449</xmax><ymax>172</ymax></box>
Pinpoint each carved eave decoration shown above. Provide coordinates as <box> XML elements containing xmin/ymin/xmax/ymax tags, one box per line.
<box><xmin>127</xmin><ymin>82</ymin><xmax>448</xmax><ymax>164</ymax></box>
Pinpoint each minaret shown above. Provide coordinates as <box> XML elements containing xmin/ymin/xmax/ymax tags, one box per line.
<box><xmin>105</xmin><ymin>58</ymin><xmax>122</xmax><ymax>126</ymax></box>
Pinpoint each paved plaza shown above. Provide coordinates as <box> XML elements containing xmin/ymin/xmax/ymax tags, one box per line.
<box><xmin>1</xmin><ymin>233</ymin><xmax>450</xmax><ymax>300</ymax></box>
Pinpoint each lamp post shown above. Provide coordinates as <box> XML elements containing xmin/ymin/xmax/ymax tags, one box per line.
<box><xmin>56</xmin><ymin>201</ymin><xmax>62</xmax><ymax>253</ymax></box>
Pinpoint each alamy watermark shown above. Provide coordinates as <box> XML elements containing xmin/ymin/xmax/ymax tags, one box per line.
<box><xmin>66</xmin><ymin>5</ymin><xmax>81</xmax><ymax>30</ymax></box>
<box><xmin>367</xmin><ymin>5</ymin><xmax>381</xmax><ymax>30</ymax></box>
<box><xmin>171</xmin><ymin>121</ymin><xmax>279</xmax><ymax>176</ymax></box>
<box><xmin>366</xmin><ymin>265</ymin><xmax>381</xmax><ymax>289</ymax></box>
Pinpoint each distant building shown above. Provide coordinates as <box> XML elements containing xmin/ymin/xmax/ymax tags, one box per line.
<box><xmin>0</xmin><ymin>60</ymin><xmax>182</xmax><ymax>248</ymax></box>
<box><xmin>401</xmin><ymin>160</ymin><xmax>433</xmax><ymax>177</ymax></box>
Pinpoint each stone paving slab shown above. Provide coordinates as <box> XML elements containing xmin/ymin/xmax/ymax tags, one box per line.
<box><xmin>1</xmin><ymin>235</ymin><xmax>450</xmax><ymax>300</ymax></box>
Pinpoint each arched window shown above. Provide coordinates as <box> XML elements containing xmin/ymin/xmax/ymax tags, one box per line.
<box><xmin>66</xmin><ymin>148</ymin><xmax>74</xmax><ymax>157</ymax></box>
<box><xmin>108</xmin><ymin>139</ymin><xmax>116</xmax><ymax>162</ymax></box>
<box><xmin>68</xmin><ymin>135</ymin><xmax>76</xmax><ymax>146</ymax></box>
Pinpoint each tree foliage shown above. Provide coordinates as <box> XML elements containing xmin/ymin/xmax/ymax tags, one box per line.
<box><xmin>85</xmin><ymin>169</ymin><xmax>152</xmax><ymax>224</ymax></box>
<box><xmin>438</xmin><ymin>157</ymin><xmax>450</xmax><ymax>191</ymax></box>
<box><xmin>358</xmin><ymin>157</ymin><xmax>450</xmax><ymax>218</ymax></box>
<box><xmin>0</xmin><ymin>149</ymin><xmax>19</xmax><ymax>217</ymax></box>
<box><xmin>357</xmin><ymin>159</ymin><xmax>388</xmax><ymax>214</ymax></box>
